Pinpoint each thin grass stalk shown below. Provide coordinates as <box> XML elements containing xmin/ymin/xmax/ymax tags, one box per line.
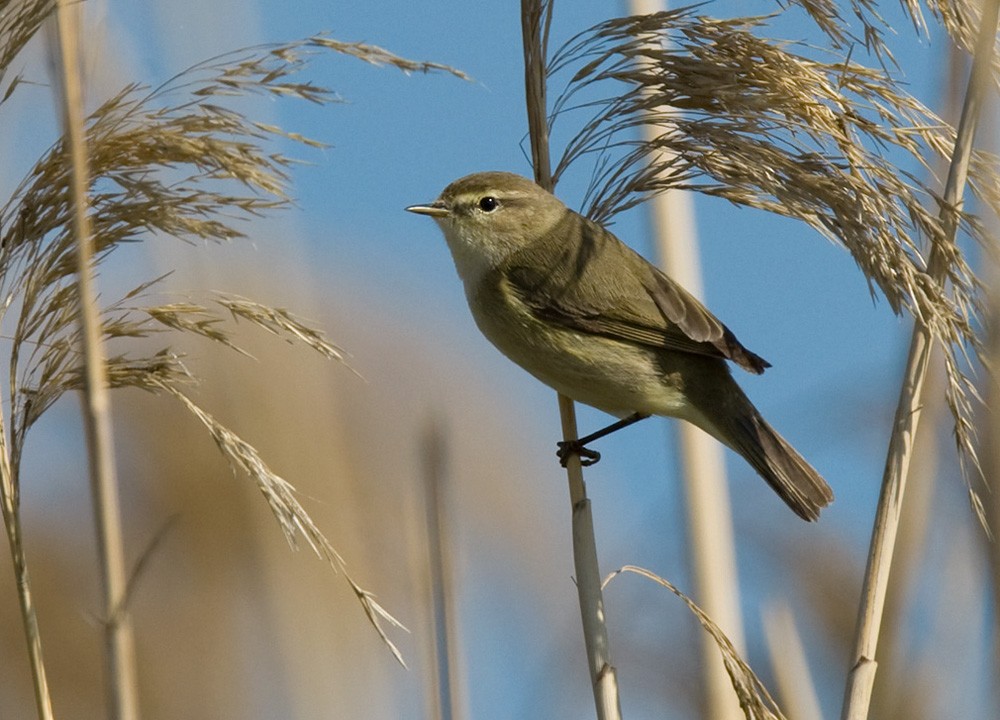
<box><xmin>763</xmin><ymin>602</ymin><xmax>823</xmax><ymax>720</ymax></box>
<box><xmin>870</xmin><ymin>358</ymin><xmax>939</xmax><ymax>719</ymax></box>
<box><xmin>52</xmin><ymin>3</ymin><xmax>139</xmax><ymax>718</ymax></box>
<box><xmin>645</xmin><ymin>156</ymin><xmax>745</xmax><ymax>720</ymax></box>
<box><xmin>521</xmin><ymin>3</ymin><xmax>622</xmax><ymax>717</ymax></box>
<box><xmin>625</xmin><ymin>2</ymin><xmax>745</xmax><ymax>718</ymax></box>
<box><xmin>522</xmin><ymin>0</ymin><xmax>554</xmax><ymax>188</ymax></box>
<box><xmin>0</xmin><ymin>452</ymin><xmax>54</xmax><ymax>720</ymax></box>
<box><xmin>559</xmin><ymin>395</ymin><xmax>622</xmax><ymax>720</ymax></box>
<box><xmin>840</xmin><ymin>2</ymin><xmax>999</xmax><ymax>718</ymax></box>
<box><xmin>420</xmin><ymin>420</ymin><xmax>462</xmax><ymax>720</ymax></box>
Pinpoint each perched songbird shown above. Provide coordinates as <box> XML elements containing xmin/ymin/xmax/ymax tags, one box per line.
<box><xmin>407</xmin><ymin>172</ymin><xmax>832</xmax><ymax>520</ymax></box>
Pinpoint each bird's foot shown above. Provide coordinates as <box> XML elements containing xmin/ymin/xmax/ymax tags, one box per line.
<box><xmin>557</xmin><ymin>440</ymin><xmax>601</xmax><ymax>467</ymax></box>
<box><xmin>555</xmin><ymin>412</ymin><xmax>651</xmax><ymax>468</ymax></box>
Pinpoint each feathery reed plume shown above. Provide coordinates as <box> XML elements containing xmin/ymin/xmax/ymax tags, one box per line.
<box><xmin>888</xmin><ymin>0</ymin><xmax>1000</xmax><ymax>84</ymax></box>
<box><xmin>0</xmin><ymin>1</ymin><xmax>53</xmax><ymax>103</ymax></box>
<box><xmin>548</xmin><ymin>5</ymin><xmax>993</xmax><ymax>516</ymax></box>
<box><xmin>162</xmin><ymin>384</ymin><xmax>407</xmax><ymax>663</ymax></box>
<box><xmin>783</xmin><ymin>0</ymin><xmax>902</xmax><ymax>55</ymax></box>
<box><xmin>0</xmin><ymin>23</ymin><xmax>466</xmax><ymax>705</ymax></box>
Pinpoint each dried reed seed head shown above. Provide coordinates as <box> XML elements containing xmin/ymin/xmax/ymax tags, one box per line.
<box><xmin>0</xmin><ymin>34</ymin><xmax>462</xmax><ymax>660</ymax></box>
<box><xmin>549</xmin><ymin>7</ymin><xmax>991</xmax><ymax>492</ymax></box>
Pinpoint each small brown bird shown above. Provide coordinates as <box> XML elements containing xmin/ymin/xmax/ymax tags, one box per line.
<box><xmin>407</xmin><ymin>172</ymin><xmax>833</xmax><ymax>520</ymax></box>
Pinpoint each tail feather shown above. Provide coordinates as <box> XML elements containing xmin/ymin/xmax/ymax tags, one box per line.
<box><xmin>721</xmin><ymin>411</ymin><xmax>833</xmax><ymax>521</ymax></box>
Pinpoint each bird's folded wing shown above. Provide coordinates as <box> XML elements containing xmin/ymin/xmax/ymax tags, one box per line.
<box><xmin>505</xmin><ymin>214</ymin><xmax>769</xmax><ymax>374</ymax></box>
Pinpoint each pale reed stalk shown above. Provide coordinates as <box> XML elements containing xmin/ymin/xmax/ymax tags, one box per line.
<box><xmin>626</xmin><ymin>2</ymin><xmax>746</xmax><ymax>718</ymax></box>
<box><xmin>53</xmin><ymin>2</ymin><xmax>139</xmax><ymax>718</ymax></box>
<box><xmin>420</xmin><ymin>420</ymin><xmax>463</xmax><ymax>720</ymax></box>
<box><xmin>763</xmin><ymin>602</ymin><xmax>823</xmax><ymax>720</ymax></box>
<box><xmin>522</xmin><ymin>2</ymin><xmax>622</xmax><ymax>717</ymax></box>
<box><xmin>0</xmin><ymin>446</ymin><xmax>53</xmax><ymax>719</ymax></box>
<box><xmin>647</xmin><ymin>164</ymin><xmax>745</xmax><ymax>720</ymax></box>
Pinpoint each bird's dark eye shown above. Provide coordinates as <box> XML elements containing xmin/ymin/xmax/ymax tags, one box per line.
<box><xmin>478</xmin><ymin>196</ymin><xmax>499</xmax><ymax>212</ymax></box>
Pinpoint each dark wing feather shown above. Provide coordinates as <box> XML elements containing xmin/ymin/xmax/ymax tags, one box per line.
<box><xmin>643</xmin><ymin>270</ymin><xmax>770</xmax><ymax>373</ymax></box>
<box><xmin>506</xmin><ymin>210</ymin><xmax>770</xmax><ymax>374</ymax></box>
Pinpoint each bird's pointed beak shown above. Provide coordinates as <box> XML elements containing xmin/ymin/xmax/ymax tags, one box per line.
<box><xmin>406</xmin><ymin>201</ymin><xmax>450</xmax><ymax>218</ymax></box>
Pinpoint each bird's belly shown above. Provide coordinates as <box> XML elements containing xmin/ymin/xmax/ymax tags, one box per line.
<box><xmin>470</xmin><ymin>300</ymin><xmax>693</xmax><ymax>421</ymax></box>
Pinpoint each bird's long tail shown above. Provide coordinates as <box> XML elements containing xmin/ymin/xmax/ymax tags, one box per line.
<box><xmin>706</xmin><ymin>395</ymin><xmax>833</xmax><ymax>521</ymax></box>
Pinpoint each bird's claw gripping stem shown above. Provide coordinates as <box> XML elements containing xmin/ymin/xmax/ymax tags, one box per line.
<box><xmin>557</xmin><ymin>440</ymin><xmax>601</xmax><ymax>467</ymax></box>
<box><xmin>554</xmin><ymin>412</ymin><xmax>650</xmax><ymax>468</ymax></box>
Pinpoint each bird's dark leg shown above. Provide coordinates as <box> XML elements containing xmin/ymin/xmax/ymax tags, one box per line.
<box><xmin>557</xmin><ymin>412</ymin><xmax>651</xmax><ymax>467</ymax></box>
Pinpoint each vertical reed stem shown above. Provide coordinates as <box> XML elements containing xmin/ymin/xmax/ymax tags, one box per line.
<box><xmin>626</xmin><ymin>3</ymin><xmax>745</xmax><ymax>717</ymax></box>
<box><xmin>421</xmin><ymin>420</ymin><xmax>461</xmax><ymax>720</ymax></box>
<box><xmin>521</xmin><ymin>2</ymin><xmax>622</xmax><ymax>717</ymax></box>
<box><xmin>53</xmin><ymin>3</ymin><xmax>140</xmax><ymax>718</ymax></box>
<box><xmin>0</xmin><ymin>447</ymin><xmax>54</xmax><ymax>719</ymax></box>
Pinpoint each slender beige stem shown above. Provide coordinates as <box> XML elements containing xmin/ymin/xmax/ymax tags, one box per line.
<box><xmin>559</xmin><ymin>395</ymin><xmax>622</xmax><ymax>720</ymax></box>
<box><xmin>521</xmin><ymin>0</ymin><xmax>553</xmax><ymax>188</ymax></box>
<box><xmin>840</xmin><ymin>2</ymin><xmax>999</xmax><ymax>718</ymax></box>
<box><xmin>763</xmin><ymin>602</ymin><xmax>823</xmax><ymax>720</ymax></box>
<box><xmin>626</xmin><ymin>3</ymin><xmax>745</xmax><ymax>717</ymax></box>
<box><xmin>0</xmin><ymin>449</ymin><xmax>54</xmax><ymax>720</ymax></box>
<box><xmin>840</xmin><ymin>324</ymin><xmax>932</xmax><ymax>720</ymax></box>
<box><xmin>521</xmin><ymin>3</ymin><xmax>622</xmax><ymax>717</ymax></box>
<box><xmin>53</xmin><ymin>4</ymin><xmax>140</xmax><ymax>719</ymax></box>
<box><xmin>420</xmin><ymin>420</ymin><xmax>463</xmax><ymax>720</ymax></box>
<box><xmin>649</xmin><ymin>190</ymin><xmax>744</xmax><ymax>720</ymax></box>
